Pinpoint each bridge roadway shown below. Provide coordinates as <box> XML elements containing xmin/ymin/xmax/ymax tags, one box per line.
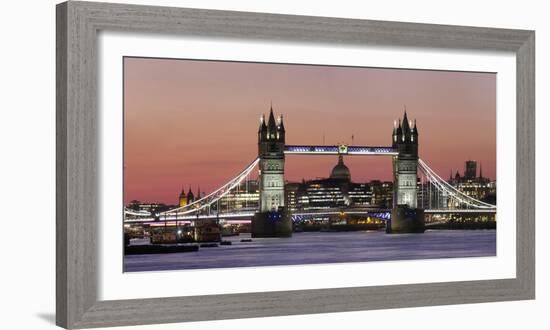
<box><xmin>124</xmin><ymin>207</ymin><xmax>496</xmax><ymax>224</ymax></box>
<box><xmin>124</xmin><ymin>208</ymin><xmax>390</xmax><ymax>224</ymax></box>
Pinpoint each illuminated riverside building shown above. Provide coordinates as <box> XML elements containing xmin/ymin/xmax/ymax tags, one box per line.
<box><xmin>448</xmin><ymin>160</ymin><xmax>496</xmax><ymax>205</ymax></box>
<box><xmin>285</xmin><ymin>155</ymin><xmax>390</xmax><ymax>213</ymax></box>
<box><xmin>285</xmin><ymin>182</ymin><xmax>300</xmax><ymax>213</ymax></box>
<box><xmin>369</xmin><ymin>180</ymin><xmax>393</xmax><ymax>208</ymax></box>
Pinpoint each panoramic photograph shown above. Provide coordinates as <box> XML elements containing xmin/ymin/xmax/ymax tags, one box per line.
<box><xmin>123</xmin><ymin>57</ymin><xmax>497</xmax><ymax>272</ymax></box>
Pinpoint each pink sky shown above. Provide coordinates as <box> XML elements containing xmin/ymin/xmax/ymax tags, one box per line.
<box><xmin>124</xmin><ymin>57</ymin><xmax>496</xmax><ymax>205</ymax></box>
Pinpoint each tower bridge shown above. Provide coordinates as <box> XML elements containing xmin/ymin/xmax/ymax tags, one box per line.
<box><xmin>124</xmin><ymin>107</ymin><xmax>496</xmax><ymax>236</ymax></box>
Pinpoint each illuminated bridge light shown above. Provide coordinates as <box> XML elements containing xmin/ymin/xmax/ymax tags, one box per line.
<box><xmin>347</xmin><ymin>146</ymin><xmax>398</xmax><ymax>155</ymax></box>
<box><xmin>285</xmin><ymin>145</ymin><xmax>397</xmax><ymax>155</ymax></box>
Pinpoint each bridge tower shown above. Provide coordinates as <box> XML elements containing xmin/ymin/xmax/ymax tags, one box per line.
<box><xmin>252</xmin><ymin>106</ymin><xmax>293</xmax><ymax>237</ymax></box>
<box><xmin>390</xmin><ymin>111</ymin><xmax>425</xmax><ymax>233</ymax></box>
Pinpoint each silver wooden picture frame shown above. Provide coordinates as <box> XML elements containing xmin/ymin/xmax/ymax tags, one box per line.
<box><xmin>56</xmin><ymin>1</ymin><xmax>535</xmax><ymax>328</ymax></box>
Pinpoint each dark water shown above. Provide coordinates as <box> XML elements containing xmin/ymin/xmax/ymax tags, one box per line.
<box><xmin>124</xmin><ymin>230</ymin><xmax>496</xmax><ymax>272</ymax></box>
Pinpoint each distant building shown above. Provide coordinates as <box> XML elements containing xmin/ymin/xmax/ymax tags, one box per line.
<box><xmin>178</xmin><ymin>188</ymin><xmax>188</xmax><ymax>207</ymax></box>
<box><xmin>465</xmin><ymin>160</ymin><xmax>477</xmax><ymax>179</ymax></box>
<box><xmin>448</xmin><ymin>161</ymin><xmax>496</xmax><ymax>204</ymax></box>
<box><xmin>187</xmin><ymin>188</ymin><xmax>195</xmax><ymax>204</ymax></box>
<box><xmin>178</xmin><ymin>186</ymin><xmax>199</xmax><ymax>207</ymax></box>
<box><xmin>330</xmin><ymin>155</ymin><xmax>351</xmax><ymax>181</ymax></box>
<box><xmin>285</xmin><ymin>155</ymin><xmax>380</xmax><ymax>212</ymax></box>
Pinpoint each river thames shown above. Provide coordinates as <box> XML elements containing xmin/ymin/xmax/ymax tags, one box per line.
<box><xmin>124</xmin><ymin>230</ymin><xmax>496</xmax><ymax>272</ymax></box>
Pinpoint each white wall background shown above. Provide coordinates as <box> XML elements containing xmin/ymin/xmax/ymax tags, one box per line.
<box><xmin>0</xmin><ymin>0</ymin><xmax>547</xmax><ymax>329</ymax></box>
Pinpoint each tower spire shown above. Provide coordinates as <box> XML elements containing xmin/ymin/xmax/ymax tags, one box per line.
<box><xmin>279</xmin><ymin>114</ymin><xmax>285</xmax><ymax>127</ymax></box>
<box><xmin>396</xmin><ymin>117</ymin><xmax>403</xmax><ymax>142</ymax></box>
<box><xmin>402</xmin><ymin>110</ymin><xmax>410</xmax><ymax>130</ymax></box>
<box><xmin>267</xmin><ymin>104</ymin><xmax>276</xmax><ymax>130</ymax></box>
<box><xmin>401</xmin><ymin>110</ymin><xmax>411</xmax><ymax>142</ymax></box>
<box><xmin>179</xmin><ymin>185</ymin><xmax>188</xmax><ymax>207</ymax></box>
<box><xmin>259</xmin><ymin>113</ymin><xmax>267</xmax><ymax>133</ymax></box>
<box><xmin>187</xmin><ymin>186</ymin><xmax>195</xmax><ymax>203</ymax></box>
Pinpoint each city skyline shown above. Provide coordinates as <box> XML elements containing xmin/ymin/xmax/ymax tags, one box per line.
<box><xmin>124</xmin><ymin>57</ymin><xmax>496</xmax><ymax>205</ymax></box>
<box><xmin>127</xmin><ymin>156</ymin><xmax>489</xmax><ymax>206</ymax></box>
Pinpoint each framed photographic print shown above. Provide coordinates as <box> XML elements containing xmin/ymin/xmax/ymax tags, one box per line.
<box><xmin>56</xmin><ymin>1</ymin><xmax>535</xmax><ymax>328</ymax></box>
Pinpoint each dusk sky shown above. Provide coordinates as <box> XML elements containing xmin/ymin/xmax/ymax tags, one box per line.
<box><xmin>124</xmin><ymin>57</ymin><xmax>496</xmax><ymax>205</ymax></box>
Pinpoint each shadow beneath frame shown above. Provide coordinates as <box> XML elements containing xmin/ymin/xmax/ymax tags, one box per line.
<box><xmin>37</xmin><ymin>313</ymin><xmax>56</xmax><ymax>325</ymax></box>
